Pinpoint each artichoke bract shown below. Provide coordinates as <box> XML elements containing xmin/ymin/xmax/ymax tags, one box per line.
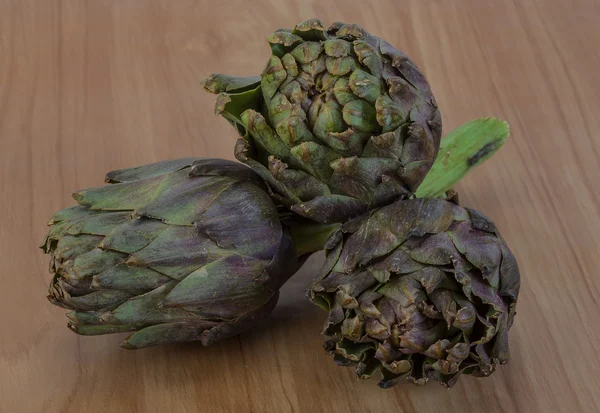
<box><xmin>203</xmin><ymin>19</ymin><xmax>441</xmax><ymax>224</ymax></box>
<box><xmin>43</xmin><ymin>158</ymin><xmax>299</xmax><ymax>349</ymax></box>
<box><xmin>309</xmin><ymin>198</ymin><xmax>520</xmax><ymax>388</ymax></box>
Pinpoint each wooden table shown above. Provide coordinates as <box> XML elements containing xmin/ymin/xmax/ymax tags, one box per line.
<box><xmin>1</xmin><ymin>1</ymin><xmax>598</xmax><ymax>412</ymax></box>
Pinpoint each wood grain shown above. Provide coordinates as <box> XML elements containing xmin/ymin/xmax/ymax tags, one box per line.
<box><xmin>1</xmin><ymin>1</ymin><xmax>599</xmax><ymax>412</ymax></box>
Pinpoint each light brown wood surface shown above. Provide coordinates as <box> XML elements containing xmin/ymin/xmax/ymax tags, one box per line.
<box><xmin>1</xmin><ymin>1</ymin><xmax>599</xmax><ymax>412</ymax></box>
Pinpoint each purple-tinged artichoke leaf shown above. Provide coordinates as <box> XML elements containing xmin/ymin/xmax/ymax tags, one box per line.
<box><xmin>126</xmin><ymin>226</ymin><xmax>227</xmax><ymax>280</ymax></box>
<box><xmin>67</xmin><ymin>290</ymin><xmax>132</xmax><ymax>312</ymax></box>
<box><xmin>499</xmin><ymin>242</ymin><xmax>521</xmax><ymax>302</ymax></box>
<box><xmin>56</xmin><ymin>235</ymin><xmax>103</xmax><ymax>261</ymax></box>
<box><xmin>163</xmin><ymin>255</ymin><xmax>271</xmax><ymax>314</ymax></box>
<box><xmin>105</xmin><ymin>158</ymin><xmax>200</xmax><ymax>183</ymax></box>
<box><xmin>100</xmin><ymin>219</ymin><xmax>166</xmax><ymax>254</ymax></box>
<box><xmin>92</xmin><ymin>264</ymin><xmax>172</xmax><ymax>295</ymax></box>
<box><xmin>402</xmin><ymin>231</ymin><xmax>456</xmax><ymax>266</ymax></box>
<box><xmin>448</xmin><ymin>221</ymin><xmax>502</xmax><ymax>288</ymax></box>
<box><xmin>292</xmin><ymin>195</ymin><xmax>367</xmax><ymax>224</ymax></box>
<box><xmin>62</xmin><ymin>212</ymin><xmax>128</xmax><ymax>237</ymax></box>
<box><xmin>70</xmin><ymin>248</ymin><xmax>127</xmax><ymax>280</ymax></box>
<box><xmin>73</xmin><ymin>175</ymin><xmax>166</xmax><ymax>211</ymax></box>
<box><xmin>196</xmin><ymin>182</ymin><xmax>281</xmax><ymax>260</ymax></box>
<box><xmin>120</xmin><ymin>320</ymin><xmax>221</xmax><ymax>349</ymax></box>
<box><xmin>47</xmin><ymin>205</ymin><xmax>102</xmax><ymax>226</ymax></box>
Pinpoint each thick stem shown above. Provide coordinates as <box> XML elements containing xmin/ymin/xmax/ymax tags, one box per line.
<box><xmin>415</xmin><ymin>118</ymin><xmax>510</xmax><ymax>198</ymax></box>
<box><xmin>286</xmin><ymin>220</ymin><xmax>341</xmax><ymax>257</ymax></box>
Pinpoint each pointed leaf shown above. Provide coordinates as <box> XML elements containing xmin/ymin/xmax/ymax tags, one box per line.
<box><xmin>416</xmin><ymin>118</ymin><xmax>509</xmax><ymax>198</ymax></box>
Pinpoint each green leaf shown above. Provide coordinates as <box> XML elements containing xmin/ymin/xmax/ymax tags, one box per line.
<box><xmin>105</xmin><ymin>158</ymin><xmax>199</xmax><ymax>183</ymax></box>
<box><xmin>119</xmin><ymin>320</ymin><xmax>219</xmax><ymax>349</ymax></box>
<box><xmin>415</xmin><ymin>118</ymin><xmax>510</xmax><ymax>198</ymax></box>
<box><xmin>69</xmin><ymin>323</ymin><xmax>139</xmax><ymax>336</ymax></box>
<box><xmin>201</xmin><ymin>74</ymin><xmax>261</xmax><ymax>94</ymax></box>
<box><xmin>214</xmin><ymin>85</ymin><xmax>263</xmax><ymax>129</ymax></box>
<box><xmin>287</xmin><ymin>221</ymin><xmax>341</xmax><ymax>256</ymax></box>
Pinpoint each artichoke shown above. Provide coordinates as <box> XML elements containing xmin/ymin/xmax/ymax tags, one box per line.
<box><xmin>309</xmin><ymin>198</ymin><xmax>520</xmax><ymax>388</ymax></box>
<box><xmin>203</xmin><ymin>19</ymin><xmax>441</xmax><ymax>224</ymax></box>
<box><xmin>43</xmin><ymin>158</ymin><xmax>300</xmax><ymax>349</ymax></box>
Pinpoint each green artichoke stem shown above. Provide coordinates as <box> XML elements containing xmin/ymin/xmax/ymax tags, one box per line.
<box><xmin>415</xmin><ymin>118</ymin><xmax>510</xmax><ymax>198</ymax></box>
<box><xmin>287</xmin><ymin>221</ymin><xmax>341</xmax><ymax>256</ymax></box>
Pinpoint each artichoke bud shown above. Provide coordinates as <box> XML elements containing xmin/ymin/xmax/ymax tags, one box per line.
<box><xmin>204</xmin><ymin>19</ymin><xmax>441</xmax><ymax>223</ymax></box>
<box><xmin>44</xmin><ymin>159</ymin><xmax>300</xmax><ymax>349</ymax></box>
<box><xmin>308</xmin><ymin>198</ymin><xmax>520</xmax><ymax>387</ymax></box>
